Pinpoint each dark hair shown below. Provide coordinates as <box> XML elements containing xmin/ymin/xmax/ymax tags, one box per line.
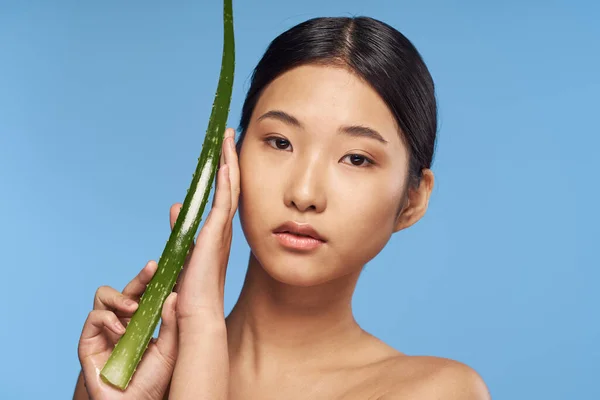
<box><xmin>237</xmin><ymin>16</ymin><xmax>437</xmax><ymax>191</ymax></box>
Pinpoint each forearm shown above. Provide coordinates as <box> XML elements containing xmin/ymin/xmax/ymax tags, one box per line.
<box><xmin>73</xmin><ymin>370</ymin><xmax>89</xmax><ymax>400</ymax></box>
<box><xmin>168</xmin><ymin>318</ymin><xmax>229</xmax><ymax>400</ymax></box>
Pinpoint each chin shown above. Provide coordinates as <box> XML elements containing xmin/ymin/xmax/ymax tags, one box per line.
<box><xmin>250</xmin><ymin>239</ymin><xmax>346</xmax><ymax>288</ymax></box>
<box><xmin>261</xmin><ymin>258</ymin><xmax>334</xmax><ymax>288</ymax></box>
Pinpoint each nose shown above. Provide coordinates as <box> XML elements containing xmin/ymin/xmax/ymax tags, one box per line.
<box><xmin>283</xmin><ymin>153</ymin><xmax>327</xmax><ymax>213</ymax></box>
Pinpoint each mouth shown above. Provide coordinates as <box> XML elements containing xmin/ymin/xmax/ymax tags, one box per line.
<box><xmin>273</xmin><ymin>221</ymin><xmax>327</xmax><ymax>242</ymax></box>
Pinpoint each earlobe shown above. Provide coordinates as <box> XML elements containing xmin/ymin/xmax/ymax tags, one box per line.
<box><xmin>393</xmin><ymin>169</ymin><xmax>434</xmax><ymax>233</ymax></box>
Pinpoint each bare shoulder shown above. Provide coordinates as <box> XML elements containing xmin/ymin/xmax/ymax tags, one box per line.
<box><xmin>377</xmin><ymin>355</ymin><xmax>491</xmax><ymax>400</ymax></box>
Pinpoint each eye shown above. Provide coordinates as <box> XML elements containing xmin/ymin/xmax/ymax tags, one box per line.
<box><xmin>341</xmin><ymin>154</ymin><xmax>375</xmax><ymax>168</ymax></box>
<box><xmin>265</xmin><ymin>136</ymin><xmax>292</xmax><ymax>151</ymax></box>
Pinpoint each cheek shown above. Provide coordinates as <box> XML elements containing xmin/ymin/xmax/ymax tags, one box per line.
<box><xmin>238</xmin><ymin>158</ymin><xmax>261</xmax><ymax>225</ymax></box>
<box><xmin>237</xmin><ymin>147</ymin><xmax>277</xmax><ymax>238</ymax></box>
<box><xmin>331</xmin><ymin>172</ymin><xmax>404</xmax><ymax>263</ymax></box>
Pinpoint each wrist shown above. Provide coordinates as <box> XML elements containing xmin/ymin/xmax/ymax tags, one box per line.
<box><xmin>177</xmin><ymin>312</ymin><xmax>227</xmax><ymax>340</ymax></box>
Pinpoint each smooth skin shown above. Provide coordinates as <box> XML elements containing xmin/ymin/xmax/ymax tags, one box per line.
<box><xmin>74</xmin><ymin>64</ymin><xmax>490</xmax><ymax>399</ymax></box>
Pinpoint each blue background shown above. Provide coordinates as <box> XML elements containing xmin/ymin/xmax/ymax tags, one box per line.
<box><xmin>1</xmin><ymin>1</ymin><xmax>598</xmax><ymax>398</ymax></box>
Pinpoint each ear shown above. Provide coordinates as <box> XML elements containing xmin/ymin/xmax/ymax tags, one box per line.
<box><xmin>393</xmin><ymin>169</ymin><xmax>434</xmax><ymax>233</ymax></box>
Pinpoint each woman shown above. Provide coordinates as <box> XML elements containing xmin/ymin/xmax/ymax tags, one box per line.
<box><xmin>74</xmin><ymin>16</ymin><xmax>490</xmax><ymax>399</ymax></box>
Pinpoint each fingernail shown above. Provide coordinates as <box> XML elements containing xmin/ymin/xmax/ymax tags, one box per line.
<box><xmin>114</xmin><ymin>322</ymin><xmax>126</xmax><ymax>333</ymax></box>
<box><xmin>228</xmin><ymin>137</ymin><xmax>235</xmax><ymax>150</ymax></box>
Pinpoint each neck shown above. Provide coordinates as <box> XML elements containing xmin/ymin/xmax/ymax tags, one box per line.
<box><xmin>225</xmin><ymin>252</ymin><xmax>364</xmax><ymax>377</ymax></box>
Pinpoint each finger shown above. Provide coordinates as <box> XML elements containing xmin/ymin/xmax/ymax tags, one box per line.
<box><xmin>169</xmin><ymin>202</ymin><xmax>184</xmax><ymax>232</ymax></box>
<box><xmin>224</xmin><ymin>129</ymin><xmax>240</xmax><ymax>219</ymax></box>
<box><xmin>94</xmin><ymin>285</ymin><xmax>139</xmax><ymax>313</ymax></box>
<box><xmin>170</xmin><ymin>202</ymin><xmax>180</xmax><ymax>230</ymax></box>
<box><xmin>121</xmin><ymin>260</ymin><xmax>158</xmax><ymax>299</ymax></box>
<box><xmin>219</xmin><ymin>137</ymin><xmax>225</xmax><ymax>169</ymax></box>
<box><xmin>170</xmin><ymin>203</ymin><xmax>196</xmax><ymax>254</ymax></box>
<box><xmin>80</xmin><ymin>310</ymin><xmax>126</xmax><ymax>341</ymax></box>
<box><xmin>202</xmin><ymin>163</ymin><xmax>231</xmax><ymax>239</ymax></box>
<box><xmin>213</xmin><ymin>128</ymin><xmax>234</xmax><ymax>208</ymax></box>
<box><xmin>218</xmin><ymin>128</ymin><xmax>232</xmax><ymax>169</ymax></box>
<box><xmin>154</xmin><ymin>292</ymin><xmax>178</xmax><ymax>367</ymax></box>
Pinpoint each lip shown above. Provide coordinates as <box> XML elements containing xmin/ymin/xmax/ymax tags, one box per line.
<box><xmin>272</xmin><ymin>221</ymin><xmax>327</xmax><ymax>252</ymax></box>
<box><xmin>273</xmin><ymin>232</ymin><xmax>324</xmax><ymax>251</ymax></box>
<box><xmin>273</xmin><ymin>221</ymin><xmax>327</xmax><ymax>242</ymax></box>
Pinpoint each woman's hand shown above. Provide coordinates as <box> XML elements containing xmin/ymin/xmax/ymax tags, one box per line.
<box><xmin>76</xmin><ymin>262</ymin><xmax>179</xmax><ymax>400</ymax></box>
<box><xmin>172</xmin><ymin>127</ymin><xmax>240</xmax><ymax>324</ymax></box>
<box><xmin>168</xmin><ymin>127</ymin><xmax>240</xmax><ymax>399</ymax></box>
<box><xmin>75</xmin><ymin>127</ymin><xmax>239</xmax><ymax>400</ymax></box>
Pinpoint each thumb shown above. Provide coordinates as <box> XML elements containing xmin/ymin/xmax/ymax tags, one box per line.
<box><xmin>155</xmin><ymin>292</ymin><xmax>179</xmax><ymax>368</ymax></box>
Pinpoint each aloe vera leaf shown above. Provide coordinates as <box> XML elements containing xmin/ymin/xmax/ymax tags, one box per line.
<box><xmin>99</xmin><ymin>0</ymin><xmax>235</xmax><ymax>390</ymax></box>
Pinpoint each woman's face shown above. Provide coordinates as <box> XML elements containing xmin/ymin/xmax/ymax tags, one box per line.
<box><xmin>238</xmin><ymin>64</ymin><xmax>411</xmax><ymax>287</ymax></box>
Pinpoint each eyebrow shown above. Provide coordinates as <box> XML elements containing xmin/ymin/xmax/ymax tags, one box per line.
<box><xmin>256</xmin><ymin>109</ymin><xmax>388</xmax><ymax>145</ymax></box>
<box><xmin>257</xmin><ymin>110</ymin><xmax>303</xmax><ymax>128</ymax></box>
<box><xmin>338</xmin><ymin>125</ymin><xmax>388</xmax><ymax>145</ymax></box>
